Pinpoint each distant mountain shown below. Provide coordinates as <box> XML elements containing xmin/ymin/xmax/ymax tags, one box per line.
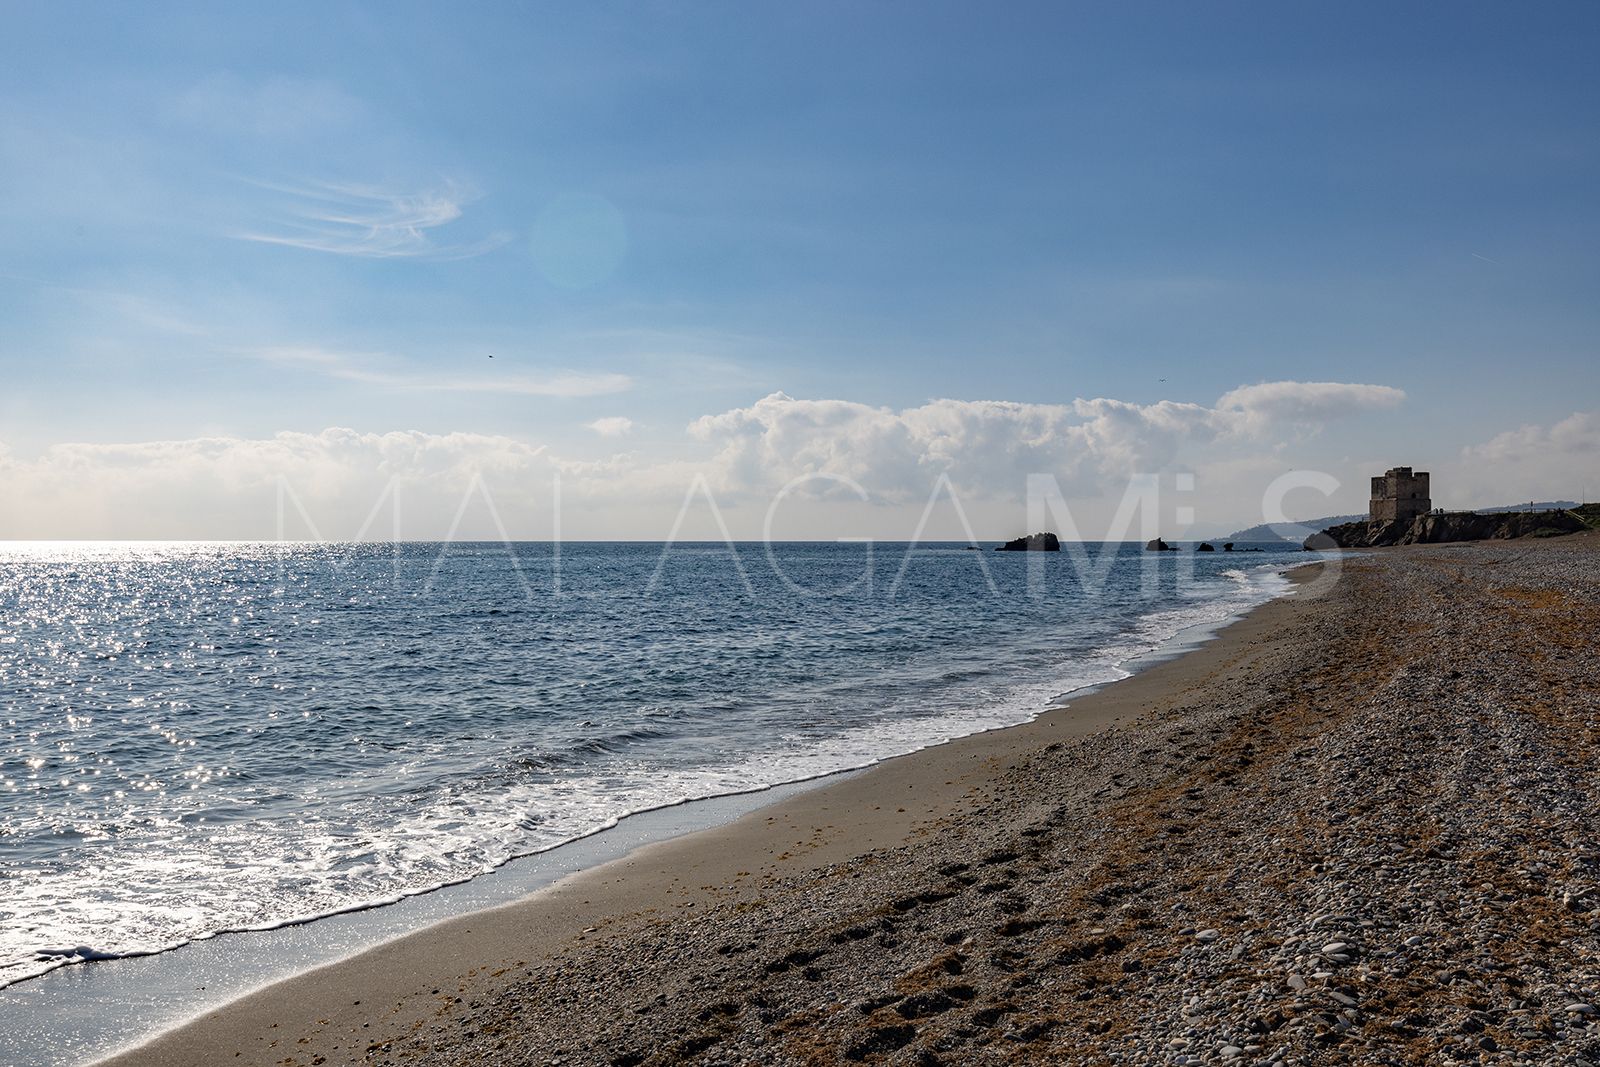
<box><xmin>1223</xmin><ymin>514</ymin><xmax>1365</xmax><ymax>543</ymax></box>
<box><xmin>1227</xmin><ymin>501</ymin><xmax>1584</xmax><ymax>543</ymax></box>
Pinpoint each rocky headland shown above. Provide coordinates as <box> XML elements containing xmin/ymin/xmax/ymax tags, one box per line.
<box><xmin>1307</xmin><ymin>507</ymin><xmax>1594</xmax><ymax>550</ymax></box>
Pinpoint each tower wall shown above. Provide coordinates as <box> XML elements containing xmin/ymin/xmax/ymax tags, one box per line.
<box><xmin>1370</xmin><ymin>467</ymin><xmax>1432</xmax><ymax>524</ymax></box>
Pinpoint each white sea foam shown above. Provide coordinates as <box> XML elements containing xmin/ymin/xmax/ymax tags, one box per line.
<box><xmin>0</xmin><ymin>544</ymin><xmax>1300</xmax><ymax>989</ymax></box>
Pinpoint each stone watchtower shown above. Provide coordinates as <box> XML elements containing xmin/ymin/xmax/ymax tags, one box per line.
<box><xmin>1370</xmin><ymin>466</ymin><xmax>1431</xmax><ymax>524</ymax></box>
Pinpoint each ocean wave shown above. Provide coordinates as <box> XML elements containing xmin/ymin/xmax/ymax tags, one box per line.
<box><xmin>0</xmin><ymin>542</ymin><xmax>1300</xmax><ymax>989</ymax></box>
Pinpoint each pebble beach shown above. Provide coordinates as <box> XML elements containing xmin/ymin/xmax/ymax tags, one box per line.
<box><xmin>105</xmin><ymin>531</ymin><xmax>1600</xmax><ymax>1067</ymax></box>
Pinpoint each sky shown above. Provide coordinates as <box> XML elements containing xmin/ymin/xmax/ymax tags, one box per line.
<box><xmin>1</xmin><ymin>1</ymin><xmax>1597</xmax><ymax>540</ymax></box>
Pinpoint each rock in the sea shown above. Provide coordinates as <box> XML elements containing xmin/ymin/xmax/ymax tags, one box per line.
<box><xmin>1222</xmin><ymin>542</ymin><xmax>1234</xmax><ymax>552</ymax></box>
<box><xmin>1196</xmin><ymin>542</ymin><xmax>1215</xmax><ymax>552</ymax></box>
<box><xmin>1146</xmin><ymin>538</ymin><xmax>1178</xmax><ymax>552</ymax></box>
<box><xmin>996</xmin><ymin>532</ymin><xmax>1061</xmax><ymax>552</ymax></box>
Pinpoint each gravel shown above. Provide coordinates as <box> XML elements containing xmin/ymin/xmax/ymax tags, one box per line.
<box><xmin>378</xmin><ymin>532</ymin><xmax>1600</xmax><ymax>1067</ymax></box>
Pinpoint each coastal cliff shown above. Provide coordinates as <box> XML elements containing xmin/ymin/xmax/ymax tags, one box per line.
<box><xmin>1307</xmin><ymin>508</ymin><xmax>1589</xmax><ymax>549</ymax></box>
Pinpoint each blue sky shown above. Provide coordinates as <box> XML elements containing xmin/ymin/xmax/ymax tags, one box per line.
<box><xmin>2</xmin><ymin>2</ymin><xmax>1598</xmax><ymax>538</ymax></box>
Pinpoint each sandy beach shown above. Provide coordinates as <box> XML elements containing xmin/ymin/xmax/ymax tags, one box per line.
<box><xmin>99</xmin><ymin>532</ymin><xmax>1600</xmax><ymax>1066</ymax></box>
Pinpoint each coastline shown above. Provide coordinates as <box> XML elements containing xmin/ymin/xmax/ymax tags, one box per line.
<box><xmin>84</xmin><ymin>559</ymin><xmax>1328</xmax><ymax>1067</ymax></box>
<box><xmin>0</xmin><ymin>542</ymin><xmax>1292</xmax><ymax>1003</ymax></box>
<box><xmin>0</xmin><ymin>555</ymin><xmax>1301</xmax><ymax>1067</ymax></box>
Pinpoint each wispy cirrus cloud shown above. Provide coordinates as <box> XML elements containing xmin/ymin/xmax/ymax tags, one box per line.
<box><xmin>235</xmin><ymin>179</ymin><xmax>513</xmax><ymax>260</ymax></box>
<box><xmin>254</xmin><ymin>345</ymin><xmax>631</xmax><ymax>398</ymax></box>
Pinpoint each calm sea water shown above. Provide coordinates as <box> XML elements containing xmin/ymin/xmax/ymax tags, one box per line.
<box><xmin>0</xmin><ymin>540</ymin><xmax>1299</xmax><ymax>988</ymax></box>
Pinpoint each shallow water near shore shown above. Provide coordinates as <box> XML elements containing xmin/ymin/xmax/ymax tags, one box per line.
<box><xmin>0</xmin><ymin>540</ymin><xmax>1302</xmax><ymax>1059</ymax></box>
<box><xmin>0</xmin><ymin>771</ymin><xmax>859</xmax><ymax>1067</ymax></box>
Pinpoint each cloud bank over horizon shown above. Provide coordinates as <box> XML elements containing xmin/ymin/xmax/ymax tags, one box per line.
<box><xmin>1458</xmin><ymin>411</ymin><xmax>1600</xmax><ymax>504</ymax></box>
<box><xmin>9</xmin><ymin>378</ymin><xmax>1580</xmax><ymax>541</ymax></box>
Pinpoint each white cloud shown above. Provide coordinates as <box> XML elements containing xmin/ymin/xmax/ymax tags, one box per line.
<box><xmin>0</xmin><ymin>429</ymin><xmax>554</xmax><ymax>539</ymax></box>
<box><xmin>0</xmin><ymin>380</ymin><xmax>1407</xmax><ymax>539</ymax></box>
<box><xmin>235</xmin><ymin>179</ymin><xmax>513</xmax><ymax>260</ymax></box>
<box><xmin>1216</xmin><ymin>380</ymin><xmax>1406</xmax><ymax>431</ymax></box>
<box><xmin>682</xmin><ymin>381</ymin><xmax>1386</xmax><ymax>502</ymax></box>
<box><xmin>1452</xmin><ymin>411</ymin><xmax>1600</xmax><ymax>505</ymax></box>
<box><xmin>1463</xmin><ymin>410</ymin><xmax>1600</xmax><ymax>465</ymax></box>
<box><xmin>587</xmin><ymin>417</ymin><xmax>634</xmax><ymax>437</ymax></box>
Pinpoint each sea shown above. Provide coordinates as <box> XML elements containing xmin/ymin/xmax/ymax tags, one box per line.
<box><xmin>0</xmin><ymin>539</ymin><xmax>1302</xmax><ymax>991</ymax></box>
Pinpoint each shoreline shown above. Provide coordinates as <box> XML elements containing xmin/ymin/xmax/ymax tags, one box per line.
<box><xmin>0</xmin><ymin>558</ymin><xmax>1304</xmax><ymax>1067</ymax></box>
<box><xmin>0</xmin><ymin>543</ymin><xmax>1294</xmax><ymax>998</ymax></box>
<box><xmin>81</xmin><ymin>560</ymin><xmax>1328</xmax><ymax>1067</ymax></box>
<box><xmin>1</xmin><ymin>774</ymin><xmax>859</xmax><ymax>1066</ymax></box>
<box><xmin>392</xmin><ymin>531</ymin><xmax>1600</xmax><ymax>1067</ymax></box>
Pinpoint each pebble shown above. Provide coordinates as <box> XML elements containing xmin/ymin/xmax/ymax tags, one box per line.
<box><xmin>418</xmin><ymin>541</ymin><xmax>1600</xmax><ymax>1067</ymax></box>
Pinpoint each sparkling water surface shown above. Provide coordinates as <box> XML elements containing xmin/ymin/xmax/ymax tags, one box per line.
<box><xmin>0</xmin><ymin>540</ymin><xmax>1299</xmax><ymax>987</ymax></box>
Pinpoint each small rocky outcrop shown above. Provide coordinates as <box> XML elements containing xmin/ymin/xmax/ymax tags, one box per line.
<box><xmin>1196</xmin><ymin>542</ymin><xmax>1215</xmax><ymax>552</ymax></box>
<box><xmin>996</xmin><ymin>532</ymin><xmax>1061</xmax><ymax>552</ymax></box>
<box><xmin>1145</xmin><ymin>538</ymin><xmax>1178</xmax><ymax>552</ymax></box>
<box><xmin>1305</xmin><ymin>509</ymin><xmax>1587</xmax><ymax>550</ymax></box>
<box><xmin>1222</xmin><ymin>543</ymin><xmax>1234</xmax><ymax>552</ymax></box>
